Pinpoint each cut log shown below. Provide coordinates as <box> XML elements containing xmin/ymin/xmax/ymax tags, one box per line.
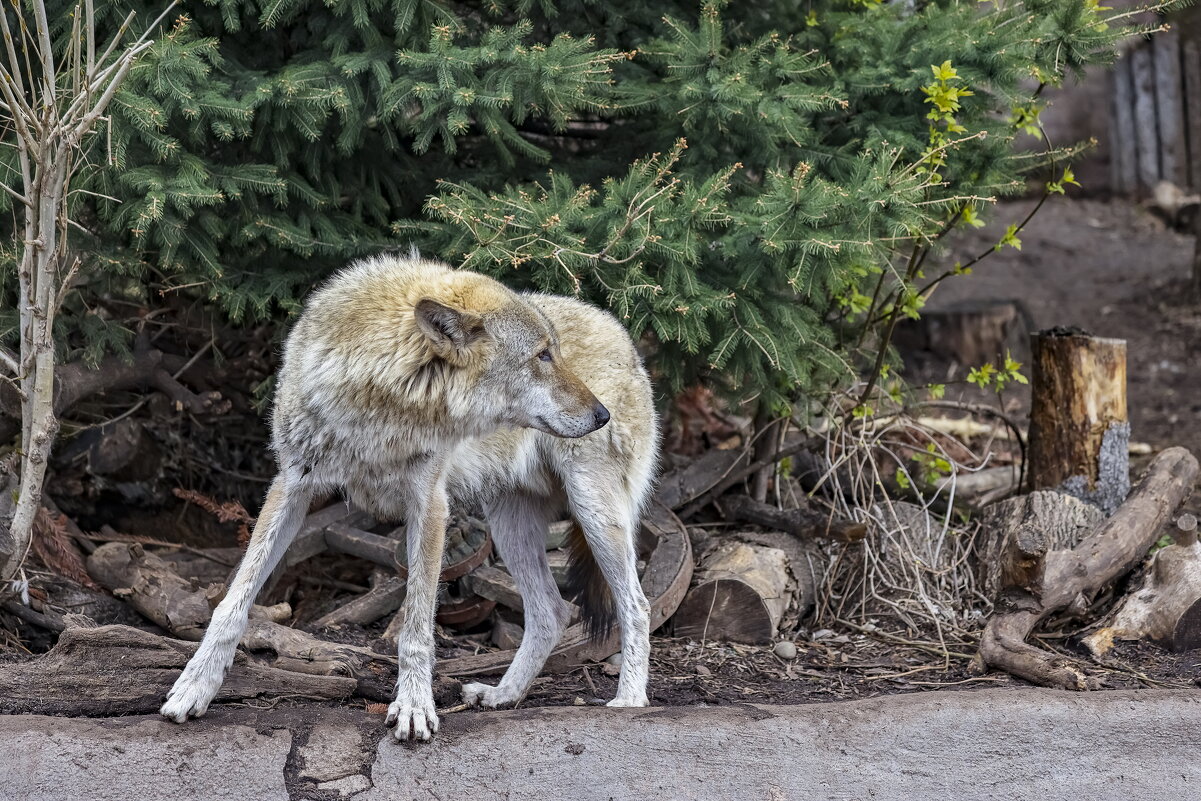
<box><xmin>655</xmin><ymin>447</ymin><xmax>747</xmax><ymax>510</ymax></box>
<box><xmin>893</xmin><ymin>299</ymin><xmax>1031</xmax><ymax>373</ymax></box>
<box><xmin>438</xmin><ymin>501</ymin><xmax>692</xmax><ymax>677</ymax></box>
<box><xmin>463</xmin><ymin>565</ymin><xmax>526</xmax><ymax>612</ymax></box>
<box><xmin>976</xmin><ymin>447</ymin><xmax>1199</xmax><ymax>689</ymax></box>
<box><xmin>720</xmin><ymin>494</ymin><xmax>866</xmax><ymax>543</ymax></box>
<box><xmin>724</xmin><ymin>528</ymin><xmax>823</xmax><ymax>621</ymax></box>
<box><xmin>672</xmin><ymin>540</ymin><xmax>793</xmax><ymax>644</ymax></box>
<box><xmin>0</xmin><ymin>624</ymin><xmax>356</xmax><ymax>716</ymax></box>
<box><xmin>1026</xmin><ymin>328</ymin><xmax>1129</xmax><ymax>513</ymax></box>
<box><xmin>1084</xmin><ymin>515</ymin><xmax>1201</xmax><ymax>655</ymax></box>
<box><xmin>935</xmin><ymin>465</ymin><xmax>1020</xmax><ymax>509</ymax></box>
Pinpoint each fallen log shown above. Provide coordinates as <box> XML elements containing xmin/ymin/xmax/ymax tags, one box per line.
<box><xmin>672</xmin><ymin>540</ymin><xmax>792</xmax><ymax>644</ymax></box>
<box><xmin>1084</xmin><ymin>514</ymin><xmax>1201</xmax><ymax>655</ymax></box>
<box><xmin>311</xmin><ymin>574</ymin><xmax>407</xmax><ymax>629</ymax></box>
<box><xmin>86</xmin><ymin>542</ymin><xmax>397</xmax><ymax>701</ymax></box>
<box><xmin>976</xmin><ymin>447</ymin><xmax>1199</xmax><ymax>688</ymax></box>
<box><xmin>0</xmin><ymin>624</ymin><xmax>356</xmax><ymax>716</ymax></box>
<box><xmin>720</xmin><ymin>494</ymin><xmax>866</xmax><ymax>544</ymax></box>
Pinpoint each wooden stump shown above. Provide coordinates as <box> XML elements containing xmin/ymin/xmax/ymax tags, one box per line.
<box><xmin>976</xmin><ymin>447</ymin><xmax>1198</xmax><ymax>688</ymax></box>
<box><xmin>672</xmin><ymin>540</ymin><xmax>793</xmax><ymax>644</ymax></box>
<box><xmin>1026</xmin><ymin>328</ymin><xmax>1129</xmax><ymax>513</ymax></box>
<box><xmin>1084</xmin><ymin>515</ymin><xmax>1201</xmax><ymax>655</ymax></box>
<box><xmin>976</xmin><ymin>491</ymin><xmax>1105</xmax><ymax>599</ymax></box>
<box><xmin>892</xmin><ymin>299</ymin><xmax>1031</xmax><ymax>373</ymax></box>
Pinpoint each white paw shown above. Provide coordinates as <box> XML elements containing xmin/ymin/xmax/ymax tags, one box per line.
<box><xmin>461</xmin><ymin>681</ymin><xmax>521</xmax><ymax>709</ymax></box>
<box><xmin>386</xmin><ymin>696</ymin><xmax>440</xmax><ymax>742</ymax></box>
<box><xmin>160</xmin><ymin>670</ymin><xmax>222</xmax><ymax>723</ymax></box>
<box><xmin>606</xmin><ymin>694</ymin><xmax>649</xmax><ymax>708</ymax></box>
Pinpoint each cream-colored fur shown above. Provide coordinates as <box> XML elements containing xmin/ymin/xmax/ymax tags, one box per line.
<box><xmin>160</xmin><ymin>253</ymin><xmax>659</xmax><ymax>741</ymax></box>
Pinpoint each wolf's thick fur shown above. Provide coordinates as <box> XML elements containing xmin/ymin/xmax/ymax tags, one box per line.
<box><xmin>160</xmin><ymin>253</ymin><xmax>659</xmax><ymax>740</ymax></box>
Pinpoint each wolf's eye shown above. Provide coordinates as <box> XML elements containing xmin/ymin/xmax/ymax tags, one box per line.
<box><xmin>537</xmin><ymin>348</ymin><xmax>553</xmax><ymax>363</ymax></box>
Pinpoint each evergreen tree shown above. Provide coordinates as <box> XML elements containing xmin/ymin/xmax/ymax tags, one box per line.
<box><xmin>0</xmin><ymin>0</ymin><xmax>1163</xmax><ymax>410</ymax></box>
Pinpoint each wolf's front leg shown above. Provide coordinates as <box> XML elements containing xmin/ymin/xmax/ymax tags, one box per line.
<box><xmin>161</xmin><ymin>473</ymin><xmax>311</xmax><ymax>722</ymax></box>
<box><xmin>386</xmin><ymin>483</ymin><xmax>449</xmax><ymax>742</ymax></box>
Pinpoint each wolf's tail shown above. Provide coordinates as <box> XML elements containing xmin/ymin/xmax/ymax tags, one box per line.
<box><xmin>563</xmin><ymin>520</ymin><xmax>616</xmax><ymax>640</ymax></box>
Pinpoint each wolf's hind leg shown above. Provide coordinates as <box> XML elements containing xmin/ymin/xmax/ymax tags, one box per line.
<box><xmin>462</xmin><ymin>492</ymin><xmax>570</xmax><ymax>709</ymax></box>
<box><xmin>564</xmin><ymin>475</ymin><xmax>650</xmax><ymax>708</ymax></box>
<box><xmin>160</xmin><ymin>471</ymin><xmax>312</xmax><ymax>722</ymax></box>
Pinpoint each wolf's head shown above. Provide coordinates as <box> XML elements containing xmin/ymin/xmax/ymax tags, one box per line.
<box><xmin>414</xmin><ymin>291</ymin><xmax>609</xmax><ymax>439</ymax></box>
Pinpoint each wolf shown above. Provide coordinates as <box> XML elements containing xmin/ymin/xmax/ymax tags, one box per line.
<box><xmin>159</xmin><ymin>252</ymin><xmax>659</xmax><ymax>740</ymax></box>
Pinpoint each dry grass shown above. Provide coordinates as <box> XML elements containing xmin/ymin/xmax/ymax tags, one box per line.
<box><xmin>804</xmin><ymin>392</ymin><xmax>1008</xmax><ymax>657</ymax></box>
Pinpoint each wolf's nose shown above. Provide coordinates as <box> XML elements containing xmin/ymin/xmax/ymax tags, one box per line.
<box><xmin>593</xmin><ymin>404</ymin><xmax>610</xmax><ymax>428</ymax></box>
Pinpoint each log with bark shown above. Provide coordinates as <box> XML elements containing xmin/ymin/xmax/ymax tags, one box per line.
<box><xmin>1026</xmin><ymin>328</ymin><xmax>1129</xmax><ymax>513</ymax></box>
<box><xmin>975</xmin><ymin>447</ymin><xmax>1199</xmax><ymax>688</ymax></box>
<box><xmin>672</xmin><ymin>539</ymin><xmax>793</xmax><ymax>644</ymax></box>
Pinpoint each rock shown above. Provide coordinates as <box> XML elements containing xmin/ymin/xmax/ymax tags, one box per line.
<box><xmin>297</xmin><ymin>723</ymin><xmax>368</xmax><ymax>783</ymax></box>
<box><xmin>492</xmin><ymin>619</ymin><xmax>524</xmax><ymax>651</ymax></box>
<box><xmin>773</xmin><ymin>641</ymin><xmax>798</xmax><ymax>660</ymax></box>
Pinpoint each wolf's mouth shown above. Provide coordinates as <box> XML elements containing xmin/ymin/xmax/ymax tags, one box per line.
<box><xmin>533</xmin><ymin>415</ymin><xmax>571</xmax><ymax>439</ymax></box>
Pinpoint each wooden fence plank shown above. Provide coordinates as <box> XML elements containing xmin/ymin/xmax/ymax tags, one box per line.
<box><xmin>1153</xmin><ymin>31</ymin><xmax>1187</xmax><ymax>186</ymax></box>
<box><xmin>1183</xmin><ymin>38</ymin><xmax>1201</xmax><ymax>190</ymax></box>
<box><xmin>1132</xmin><ymin>45</ymin><xmax>1161</xmax><ymax>193</ymax></box>
<box><xmin>1112</xmin><ymin>55</ymin><xmax>1138</xmax><ymax>195</ymax></box>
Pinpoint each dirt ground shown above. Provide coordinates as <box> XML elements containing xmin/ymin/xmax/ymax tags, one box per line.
<box><xmin>927</xmin><ymin>196</ymin><xmax>1200</xmax><ymax>460</ymax></box>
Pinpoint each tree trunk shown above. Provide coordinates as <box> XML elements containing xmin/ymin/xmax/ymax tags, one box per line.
<box><xmin>892</xmin><ymin>299</ymin><xmax>1031</xmax><ymax>373</ymax></box>
<box><xmin>1026</xmin><ymin>328</ymin><xmax>1129</xmax><ymax>513</ymax></box>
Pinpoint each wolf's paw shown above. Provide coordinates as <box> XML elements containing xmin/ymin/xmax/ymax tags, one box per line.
<box><xmin>461</xmin><ymin>681</ymin><xmax>521</xmax><ymax>709</ymax></box>
<box><xmin>160</xmin><ymin>670</ymin><xmax>222</xmax><ymax>723</ymax></box>
<box><xmin>386</xmin><ymin>696</ymin><xmax>440</xmax><ymax>742</ymax></box>
<box><xmin>606</xmin><ymin>694</ymin><xmax>650</xmax><ymax>709</ymax></box>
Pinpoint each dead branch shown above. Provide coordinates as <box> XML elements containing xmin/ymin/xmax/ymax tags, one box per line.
<box><xmin>719</xmin><ymin>494</ymin><xmax>867</xmax><ymax>543</ymax></box>
<box><xmin>311</xmin><ymin>575</ymin><xmax>406</xmax><ymax>629</ymax></box>
<box><xmin>976</xmin><ymin>447</ymin><xmax>1199</xmax><ymax>688</ymax></box>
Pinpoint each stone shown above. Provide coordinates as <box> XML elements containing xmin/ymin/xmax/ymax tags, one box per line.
<box><xmin>297</xmin><ymin>722</ymin><xmax>369</xmax><ymax>783</ymax></box>
<box><xmin>772</xmin><ymin>640</ymin><xmax>798</xmax><ymax>660</ymax></box>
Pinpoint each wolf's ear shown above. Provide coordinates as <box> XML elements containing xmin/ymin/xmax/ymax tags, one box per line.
<box><xmin>415</xmin><ymin>298</ymin><xmax>486</xmax><ymax>361</ymax></box>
